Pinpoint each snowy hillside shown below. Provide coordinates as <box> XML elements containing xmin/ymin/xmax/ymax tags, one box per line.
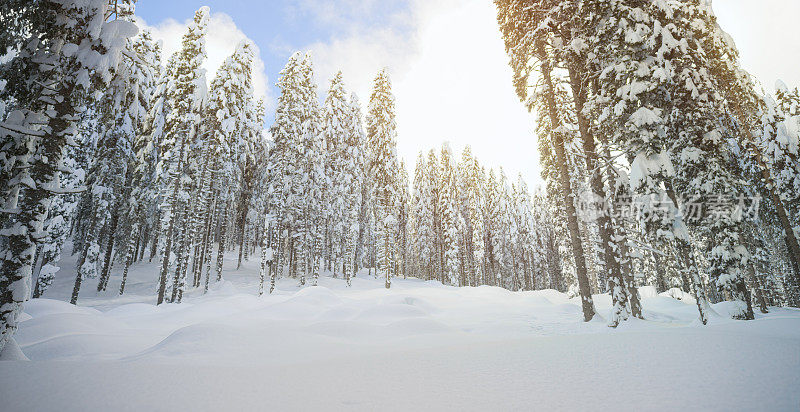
<box><xmin>1</xmin><ymin>250</ymin><xmax>799</xmax><ymax>411</ymax></box>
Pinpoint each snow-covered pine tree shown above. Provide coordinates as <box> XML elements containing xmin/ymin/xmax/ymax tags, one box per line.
<box><xmin>438</xmin><ymin>144</ymin><xmax>460</xmax><ymax>286</ymax></box>
<box><xmin>512</xmin><ymin>175</ymin><xmax>536</xmax><ymax>291</ymax></box>
<box><xmin>545</xmin><ymin>1</ymin><xmax>632</xmax><ymax>323</ymax></box>
<box><xmin>244</xmin><ymin>99</ymin><xmax>267</xmax><ymax>274</ymax></box>
<box><xmin>495</xmin><ymin>169</ymin><xmax>515</xmax><ymax>289</ymax></box>
<box><xmin>396</xmin><ymin>160</ymin><xmax>411</xmax><ymax>279</ymax></box>
<box><xmin>88</xmin><ymin>23</ymin><xmax>158</xmax><ymax>297</ymax></box>
<box><xmin>532</xmin><ymin>187</ymin><xmax>565</xmax><ymax>291</ymax></box>
<box><xmin>457</xmin><ymin>146</ymin><xmax>485</xmax><ymax>286</ymax></box>
<box><xmin>535</xmin><ymin>44</ymin><xmax>594</xmax><ymax>320</ymax></box>
<box><xmin>267</xmin><ymin>52</ymin><xmax>305</xmax><ymax>290</ymax></box>
<box><xmin>195</xmin><ymin>40</ymin><xmax>258</xmax><ymax>299</ymax></box>
<box><xmin>589</xmin><ymin>0</ymin><xmax>717</xmax><ymax>323</ymax></box>
<box><xmin>323</xmin><ymin>71</ymin><xmax>351</xmax><ymax>279</ymax></box>
<box><xmin>155</xmin><ymin>6</ymin><xmax>209</xmax><ymax>305</ymax></box>
<box><xmin>427</xmin><ymin>150</ymin><xmax>443</xmax><ymax>282</ymax></box>
<box><xmin>119</xmin><ymin>30</ymin><xmax>162</xmax><ymax>296</ymax></box>
<box><xmin>338</xmin><ymin>92</ymin><xmax>365</xmax><ymax>285</ymax></box>
<box><xmin>0</xmin><ymin>0</ymin><xmax>137</xmax><ymax>352</ymax></box>
<box><xmin>411</xmin><ymin>152</ymin><xmax>434</xmax><ymax>280</ymax></box>
<box><xmin>226</xmin><ymin>41</ymin><xmax>259</xmax><ymax>273</ymax></box>
<box><xmin>664</xmin><ymin>0</ymin><xmax>754</xmax><ymax>319</ymax></box>
<box><xmin>724</xmin><ymin>75</ymin><xmax>800</xmax><ymax>299</ymax></box>
<box><xmin>482</xmin><ymin>169</ymin><xmax>502</xmax><ymax>287</ymax></box>
<box><xmin>349</xmin><ymin>93</ymin><xmax>371</xmax><ymax>278</ymax></box>
<box><xmin>297</xmin><ymin>52</ymin><xmax>325</xmax><ymax>286</ymax></box>
<box><xmin>32</xmin><ymin>154</ymin><xmax>84</xmax><ymax>298</ymax></box>
<box><xmin>495</xmin><ymin>0</ymin><xmax>596</xmax><ymax>321</ymax></box>
<box><xmin>366</xmin><ymin>69</ymin><xmax>401</xmax><ymax>289</ymax></box>
<box><xmin>772</xmin><ymin>82</ymin><xmax>800</xmax><ymax>297</ymax></box>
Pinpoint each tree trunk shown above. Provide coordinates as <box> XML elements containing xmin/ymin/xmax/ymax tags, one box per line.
<box><xmin>215</xmin><ymin>195</ymin><xmax>230</xmax><ymax>282</ymax></box>
<box><xmin>149</xmin><ymin>216</ymin><xmax>159</xmax><ymax>262</ymax></box>
<box><xmin>72</xmin><ymin>212</ymin><xmax>100</xmax><ymax>305</ymax></box>
<box><xmin>258</xmin><ymin>217</ymin><xmax>273</xmax><ymax>296</ymax></box>
<box><xmin>171</xmin><ymin>202</ymin><xmax>191</xmax><ymax>303</ymax></box>
<box><xmin>158</xmin><ymin>167</ymin><xmax>184</xmax><ymax>305</ymax></box>
<box><xmin>97</xmin><ymin>206</ymin><xmax>120</xmax><ymax>292</ymax></box>
<box><xmin>538</xmin><ymin>45</ymin><xmax>594</xmax><ymax>322</ymax></box>
<box><xmin>664</xmin><ymin>183</ymin><xmax>711</xmax><ymax>324</ymax></box>
<box><xmin>567</xmin><ymin>65</ymin><xmax>628</xmax><ymax>326</ymax></box>
<box><xmin>237</xmin><ymin>199</ymin><xmax>249</xmax><ymax>270</ymax></box>
<box><xmin>747</xmin><ymin>262</ymin><xmax>769</xmax><ymax>314</ymax></box>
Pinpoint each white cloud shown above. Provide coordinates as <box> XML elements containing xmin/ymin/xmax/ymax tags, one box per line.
<box><xmin>137</xmin><ymin>11</ymin><xmax>272</xmax><ymax>109</ymax></box>
<box><xmin>304</xmin><ymin>0</ymin><xmax>541</xmax><ymax>188</ymax></box>
<box><xmin>306</xmin><ymin>27</ymin><xmax>418</xmax><ymax>104</ymax></box>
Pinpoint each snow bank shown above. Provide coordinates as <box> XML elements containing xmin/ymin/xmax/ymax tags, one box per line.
<box><xmin>0</xmin><ymin>338</ymin><xmax>28</xmax><ymax>361</ymax></box>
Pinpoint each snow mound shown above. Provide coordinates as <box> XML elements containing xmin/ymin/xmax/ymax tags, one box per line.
<box><xmin>378</xmin><ymin>294</ymin><xmax>440</xmax><ymax>314</ymax></box>
<box><xmin>638</xmin><ymin>285</ymin><xmax>659</xmax><ymax>298</ymax></box>
<box><xmin>355</xmin><ymin>303</ymin><xmax>428</xmax><ymax>321</ymax></box>
<box><xmin>660</xmin><ymin>288</ymin><xmax>697</xmax><ymax>304</ymax></box>
<box><xmin>0</xmin><ymin>338</ymin><xmax>29</xmax><ymax>361</ymax></box>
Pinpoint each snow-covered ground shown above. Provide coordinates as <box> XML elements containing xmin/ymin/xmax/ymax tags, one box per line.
<box><xmin>1</xmin><ymin>249</ymin><xmax>799</xmax><ymax>411</ymax></box>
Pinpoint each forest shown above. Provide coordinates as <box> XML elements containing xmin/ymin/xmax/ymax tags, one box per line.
<box><xmin>0</xmin><ymin>2</ymin><xmax>799</xmax><ymax>407</ymax></box>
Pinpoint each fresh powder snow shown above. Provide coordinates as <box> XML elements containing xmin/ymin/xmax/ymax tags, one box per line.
<box><xmin>1</xmin><ymin>246</ymin><xmax>798</xmax><ymax>411</ymax></box>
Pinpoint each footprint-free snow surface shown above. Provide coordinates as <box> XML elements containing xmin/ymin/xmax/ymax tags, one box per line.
<box><xmin>1</xmin><ymin>250</ymin><xmax>799</xmax><ymax>411</ymax></box>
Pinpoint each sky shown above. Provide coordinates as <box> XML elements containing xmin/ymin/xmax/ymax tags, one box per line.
<box><xmin>135</xmin><ymin>0</ymin><xmax>800</xmax><ymax>190</ymax></box>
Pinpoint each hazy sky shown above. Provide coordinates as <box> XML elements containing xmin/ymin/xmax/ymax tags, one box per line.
<box><xmin>136</xmin><ymin>0</ymin><xmax>800</xmax><ymax>189</ymax></box>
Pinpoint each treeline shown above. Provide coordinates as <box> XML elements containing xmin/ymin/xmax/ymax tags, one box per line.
<box><xmin>2</xmin><ymin>1</ymin><xmax>800</xmax><ymax>357</ymax></box>
<box><xmin>0</xmin><ymin>3</ymin><xmax>567</xmax><ymax>342</ymax></box>
<box><xmin>495</xmin><ymin>0</ymin><xmax>800</xmax><ymax>326</ymax></box>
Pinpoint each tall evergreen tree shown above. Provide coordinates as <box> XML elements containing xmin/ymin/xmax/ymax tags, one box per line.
<box><xmin>155</xmin><ymin>6</ymin><xmax>209</xmax><ymax>305</ymax></box>
<box><xmin>0</xmin><ymin>0</ymin><xmax>137</xmax><ymax>352</ymax></box>
<box><xmin>438</xmin><ymin>143</ymin><xmax>460</xmax><ymax>286</ymax></box>
<box><xmin>366</xmin><ymin>69</ymin><xmax>401</xmax><ymax>289</ymax></box>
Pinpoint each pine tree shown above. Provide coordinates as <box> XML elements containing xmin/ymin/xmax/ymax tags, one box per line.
<box><xmin>396</xmin><ymin>160</ymin><xmax>411</xmax><ymax>279</ymax></box>
<box><xmin>32</xmin><ymin>155</ymin><xmax>82</xmax><ymax>298</ymax></box>
<box><xmin>87</xmin><ymin>26</ymin><xmax>157</xmax><ymax>298</ymax></box>
<box><xmin>297</xmin><ymin>52</ymin><xmax>325</xmax><ymax>286</ymax></box>
<box><xmin>197</xmin><ymin>40</ymin><xmax>258</xmax><ymax>299</ymax></box>
<box><xmin>323</xmin><ymin>71</ymin><xmax>351</xmax><ymax>279</ymax></box>
<box><xmin>496</xmin><ymin>0</ymin><xmax>596</xmax><ymax>321</ymax></box>
<box><xmin>267</xmin><ymin>52</ymin><xmax>304</xmax><ymax>291</ymax></box>
<box><xmin>457</xmin><ymin>146</ymin><xmax>485</xmax><ymax>286</ymax></box>
<box><xmin>366</xmin><ymin>69</ymin><xmax>401</xmax><ymax>289</ymax></box>
<box><xmin>348</xmin><ymin>93</ymin><xmax>371</xmax><ymax>278</ymax></box>
<box><xmin>438</xmin><ymin>143</ymin><xmax>460</xmax><ymax>286</ymax></box>
<box><xmin>155</xmin><ymin>6</ymin><xmax>209</xmax><ymax>305</ymax></box>
<box><xmin>340</xmin><ymin>91</ymin><xmax>366</xmax><ymax>285</ymax></box>
<box><xmin>427</xmin><ymin>150</ymin><xmax>443</xmax><ymax>282</ymax></box>
<box><xmin>589</xmin><ymin>0</ymin><xmax>718</xmax><ymax>323</ymax></box>
<box><xmin>120</xmin><ymin>30</ymin><xmax>162</xmax><ymax>295</ymax></box>
<box><xmin>412</xmin><ymin>152</ymin><xmax>435</xmax><ymax>280</ymax></box>
<box><xmin>482</xmin><ymin>169</ymin><xmax>502</xmax><ymax>287</ymax></box>
<box><xmin>512</xmin><ymin>175</ymin><xmax>535</xmax><ymax>291</ymax></box>
<box><xmin>0</xmin><ymin>0</ymin><xmax>137</xmax><ymax>352</ymax></box>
